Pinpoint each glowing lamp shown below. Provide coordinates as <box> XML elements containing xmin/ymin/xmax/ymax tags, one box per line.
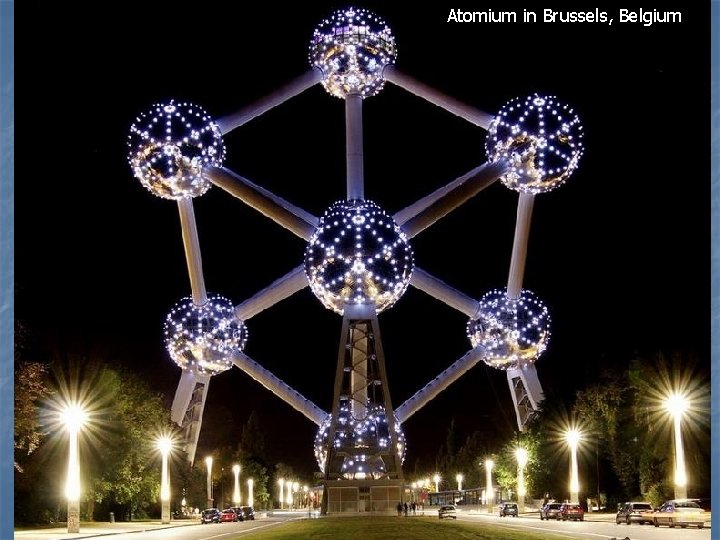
<box><xmin>128</xmin><ymin>100</ymin><xmax>225</xmax><ymax>199</ymax></box>
<box><xmin>467</xmin><ymin>288</ymin><xmax>550</xmax><ymax>370</ymax></box>
<box><xmin>164</xmin><ymin>294</ymin><xmax>247</xmax><ymax>375</ymax></box>
<box><xmin>486</xmin><ymin>94</ymin><xmax>584</xmax><ymax>193</ymax></box>
<box><xmin>310</xmin><ymin>7</ymin><xmax>396</xmax><ymax>98</ymax></box>
<box><xmin>305</xmin><ymin>200</ymin><xmax>414</xmax><ymax>314</ymax></box>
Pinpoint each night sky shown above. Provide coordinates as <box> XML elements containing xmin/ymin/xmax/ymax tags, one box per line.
<box><xmin>15</xmin><ymin>3</ymin><xmax>711</xmax><ymax>478</ymax></box>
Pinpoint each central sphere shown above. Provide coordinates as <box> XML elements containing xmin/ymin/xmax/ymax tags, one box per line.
<box><xmin>309</xmin><ymin>7</ymin><xmax>396</xmax><ymax>99</ymax></box>
<box><xmin>305</xmin><ymin>200</ymin><xmax>414</xmax><ymax>315</ymax></box>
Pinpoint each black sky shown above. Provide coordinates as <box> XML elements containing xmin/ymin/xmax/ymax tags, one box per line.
<box><xmin>15</xmin><ymin>3</ymin><xmax>711</xmax><ymax>477</ymax></box>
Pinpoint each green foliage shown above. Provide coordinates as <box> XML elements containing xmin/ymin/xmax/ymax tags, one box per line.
<box><xmin>14</xmin><ymin>362</ymin><xmax>50</xmax><ymax>472</ymax></box>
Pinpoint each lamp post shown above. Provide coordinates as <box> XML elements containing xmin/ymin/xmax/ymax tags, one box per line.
<box><xmin>286</xmin><ymin>480</ymin><xmax>293</xmax><ymax>509</ymax></box>
<box><xmin>292</xmin><ymin>482</ymin><xmax>299</xmax><ymax>509</ymax></box>
<box><xmin>247</xmin><ymin>478</ymin><xmax>254</xmax><ymax>506</ymax></box>
<box><xmin>62</xmin><ymin>404</ymin><xmax>87</xmax><ymax>534</ymax></box>
<box><xmin>433</xmin><ymin>473</ymin><xmax>441</xmax><ymax>494</ymax></box>
<box><xmin>665</xmin><ymin>392</ymin><xmax>689</xmax><ymax>500</ymax></box>
<box><xmin>456</xmin><ymin>473</ymin><xmax>463</xmax><ymax>492</ymax></box>
<box><xmin>485</xmin><ymin>459</ymin><xmax>494</xmax><ymax>513</ymax></box>
<box><xmin>278</xmin><ymin>478</ymin><xmax>284</xmax><ymax>509</ymax></box>
<box><xmin>232</xmin><ymin>464</ymin><xmax>241</xmax><ymax>506</ymax></box>
<box><xmin>157</xmin><ymin>437</ymin><xmax>172</xmax><ymax>524</ymax></box>
<box><xmin>565</xmin><ymin>430</ymin><xmax>581</xmax><ymax>504</ymax></box>
<box><xmin>515</xmin><ymin>448</ymin><xmax>528</xmax><ymax>513</ymax></box>
<box><xmin>205</xmin><ymin>456</ymin><xmax>213</xmax><ymax>508</ymax></box>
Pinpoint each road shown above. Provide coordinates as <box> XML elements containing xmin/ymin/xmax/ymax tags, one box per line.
<box><xmin>458</xmin><ymin>511</ymin><xmax>711</xmax><ymax>540</ymax></box>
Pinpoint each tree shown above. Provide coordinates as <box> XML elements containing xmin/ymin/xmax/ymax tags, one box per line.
<box><xmin>14</xmin><ymin>362</ymin><xmax>50</xmax><ymax>472</ymax></box>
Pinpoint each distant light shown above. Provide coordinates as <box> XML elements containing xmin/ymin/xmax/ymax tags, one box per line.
<box><xmin>486</xmin><ymin>94</ymin><xmax>584</xmax><ymax>194</ymax></box>
<box><xmin>515</xmin><ymin>447</ymin><xmax>528</xmax><ymax>468</ymax></box>
<box><xmin>157</xmin><ymin>436</ymin><xmax>172</xmax><ymax>455</ymax></box>
<box><xmin>565</xmin><ymin>429</ymin><xmax>581</xmax><ymax>447</ymax></box>
<box><xmin>310</xmin><ymin>7</ymin><xmax>396</xmax><ymax>98</ymax></box>
<box><xmin>128</xmin><ymin>100</ymin><xmax>225</xmax><ymax>199</ymax></box>
<box><xmin>665</xmin><ymin>392</ymin><xmax>689</xmax><ymax>417</ymax></box>
<box><xmin>467</xmin><ymin>288</ymin><xmax>551</xmax><ymax>370</ymax></box>
<box><xmin>305</xmin><ymin>200</ymin><xmax>414</xmax><ymax>314</ymax></box>
<box><xmin>164</xmin><ymin>294</ymin><xmax>247</xmax><ymax>376</ymax></box>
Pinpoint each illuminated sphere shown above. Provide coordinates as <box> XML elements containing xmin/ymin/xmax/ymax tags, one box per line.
<box><xmin>127</xmin><ymin>100</ymin><xmax>225</xmax><ymax>199</ymax></box>
<box><xmin>314</xmin><ymin>405</ymin><xmax>406</xmax><ymax>478</ymax></box>
<box><xmin>164</xmin><ymin>294</ymin><xmax>247</xmax><ymax>376</ymax></box>
<box><xmin>309</xmin><ymin>7</ymin><xmax>396</xmax><ymax>99</ymax></box>
<box><xmin>486</xmin><ymin>94</ymin><xmax>584</xmax><ymax>194</ymax></box>
<box><xmin>305</xmin><ymin>200</ymin><xmax>414</xmax><ymax>315</ymax></box>
<box><xmin>467</xmin><ymin>288</ymin><xmax>551</xmax><ymax>370</ymax></box>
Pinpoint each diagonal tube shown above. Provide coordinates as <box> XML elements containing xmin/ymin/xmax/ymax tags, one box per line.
<box><xmin>383</xmin><ymin>65</ymin><xmax>495</xmax><ymax>129</ymax></box>
<box><xmin>395</xmin><ymin>345</ymin><xmax>486</xmax><ymax>423</ymax></box>
<box><xmin>206</xmin><ymin>166</ymin><xmax>318</xmax><ymax>240</ymax></box>
<box><xmin>216</xmin><ymin>69</ymin><xmax>323</xmax><ymax>135</ymax></box>
<box><xmin>346</xmin><ymin>93</ymin><xmax>364</xmax><ymax>200</ymax></box>
<box><xmin>506</xmin><ymin>193</ymin><xmax>535</xmax><ymax>300</ymax></box>
<box><xmin>234</xmin><ymin>265</ymin><xmax>308</xmax><ymax>321</ymax></box>
<box><xmin>398</xmin><ymin>160</ymin><xmax>507</xmax><ymax>238</ymax></box>
<box><xmin>177</xmin><ymin>198</ymin><xmax>208</xmax><ymax>306</ymax></box>
<box><xmin>231</xmin><ymin>351</ymin><xmax>327</xmax><ymax>426</ymax></box>
<box><xmin>410</xmin><ymin>267</ymin><xmax>479</xmax><ymax>318</ymax></box>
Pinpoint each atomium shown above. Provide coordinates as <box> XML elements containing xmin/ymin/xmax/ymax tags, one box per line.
<box><xmin>309</xmin><ymin>7</ymin><xmax>396</xmax><ymax>99</ymax></box>
<box><xmin>127</xmin><ymin>100</ymin><xmax>225</xmax><ymax>199</ymax></box>
<box><xmin>164</xmin><ymin>294</ymin><xmax>247</xmax><ymax>376</ymax></box>
<box><xmin>467</xmin><ymin>288</ymin><xmax>551</xmax><ymax>370</ymax></box>
<box><xmin>314</xmin><ymin>404</ymin><xmax>406</xmax><ymax>479</ymax></box>
<box><xmin>304</xmin><ymin>200</ymin><xmax>414</xmax><ymax>314</ymax></box>
<box><xmin>486</xmin><ymin>94</ymin><xmax>584</xmax><ymax>194</ymax></box>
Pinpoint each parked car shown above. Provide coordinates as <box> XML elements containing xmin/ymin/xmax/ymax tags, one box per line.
<box><xmin>558</xmin><ymin>503</ymin><xmax>584</xmax><ymax>521</ymax></box>
<box><xmin>653</xmin><ymin>499</ymin><xmax>706</xmax><ymax>529</ymax></box>
<box><xmin>499</xmin><ymin>502</ymin><xmax>518</xmax><ymax>517</ymax></box>
<box><xmin>616</xmin><ymin>501</ymin><xmax>654</xmax><ymax>525</ymax></box>
<box><xmin>237</xmin><ymin>505</ymin><xmax>255</xmax><ymax>520</ymax></box>
<box><xmin>438</xmin><ymin>504</ymin><xmax>457</xmax><ymax>519</ymax></box>
<box><xmin>539</xmin><ymin>502</ymin><xmax>562</xmax><ymax>520</ymax></box>
<box><xmin>200</xmin><ymin>508</ymin><xmax>221</xmax><ymax>524</ymax></box>
<box><xmin>219</xmin><ymin>508</ymin><xmax>237</xmax><ymax>522</ymax></box>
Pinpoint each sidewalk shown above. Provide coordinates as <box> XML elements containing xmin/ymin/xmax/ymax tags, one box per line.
<box><xmin>14</xmin><ymin>520</ymin><xmax>198</xmax><ymax>540</ymax></box>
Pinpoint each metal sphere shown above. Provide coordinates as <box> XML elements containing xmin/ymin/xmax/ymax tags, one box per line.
<box><xmin>467</xmin><ymin>288</ymin><xmax>551</xmax><ymax>370</ymax></box>
<box><xmin>164</xmin><ymin>294</ymin><xmax>247</xmax><ymax>376</ymax></box>
<box><xmin>128</xmin><ymin>100</ymin><xmax>225</xmax><ymax>199</ymax></box>
<box><xmin>486</xmin><ymin>94</ymin><xmax>584</xmax><ymax>194</ymax></box>
<box><xmin>305</xmin><ymin>200</ymin><xmax>414</xmax><ymax>315</ymax></box>
<box><xmin>309</xmin><ymin>7</ymin><xmax>396</xmax><ymax>99</ymax></box>
<box><xmin>314</xmin><ymin>405</ymin><xmax>405</xmax><ymax>478</ymax></box>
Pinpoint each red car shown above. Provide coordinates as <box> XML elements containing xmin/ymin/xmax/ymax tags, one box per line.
<box><xmin>558</xmin><ymin>503</ymin><xmax>584</xmax><ymax>521</ymax></box>
<box><xmin>219</xmin><ymin>508</ymin><xmax>238</xmax><ymax>522</ymax></box>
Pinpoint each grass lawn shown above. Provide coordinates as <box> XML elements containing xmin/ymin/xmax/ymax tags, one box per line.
<box><xmin>238</xmin><ymin>515</ymin><xmax>575</xmax><ymax>540</ymax></box>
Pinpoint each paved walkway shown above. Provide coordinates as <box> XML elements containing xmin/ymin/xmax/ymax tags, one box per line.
<box><xmin>14</xmin><ymin>520</ymin><xmax>198</xmax><ymax>540</ymax></box>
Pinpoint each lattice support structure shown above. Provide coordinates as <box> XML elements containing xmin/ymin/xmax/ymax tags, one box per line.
<box><xmin>506</xmin><ymin>365</ymin><xmax>544</xmax><ymax>430</ymax></box>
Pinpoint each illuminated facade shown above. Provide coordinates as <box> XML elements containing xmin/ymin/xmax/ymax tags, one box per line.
<box><xmin>128</xmin><ymin>6</ymin><xmax>583</xmax><ymax>513</ymax></box>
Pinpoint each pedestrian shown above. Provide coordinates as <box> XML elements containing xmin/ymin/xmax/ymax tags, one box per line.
<box><xmin>411</xmin><ymin>501</ymin><xmax>416</xmax><ymax>515</ymax></box>
<box><xmin>403</xmin><ymin>502</ymin><xmax>408</xmax><ymax>516</ymax></box>
<box><xmin>397</xmin><ymin>501</ymin><xmax>403</xmax><ymax>516</ymax></box>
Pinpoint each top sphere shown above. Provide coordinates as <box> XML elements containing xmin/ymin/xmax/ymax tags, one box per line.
<box><xmin>309</xmin><ymin>7</ymin><xmax>396</xmax><ymax>99</ymax></box>
<box><xmin>486</xmin><ymin>94</ymin><xmax>584</xmax><ymax>194</ymax></box>
<box><xmin>128</xmin><ymin>100</ymin><xmax>225</xmax><ymax>200</ymax></box>
<box><xmin>304</xmin><ymin>200</ymin><xmax>414</xmax><ymax>315</ymax></box>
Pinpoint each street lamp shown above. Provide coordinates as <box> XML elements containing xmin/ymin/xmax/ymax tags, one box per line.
<box><xmin>433</xmin><ymin>473</ymin><xmax>441</xmax><ymax>494</ymax></box>
<box><xmin>278</xmin><ymin>478</ymin><xmax>284</xmax><ymax>509</ymax></box>
<box><xmin>232</xmin><ymin>464</ymin><xmax>241</xmax><ymax>505</ymax></box>
<box><xmin>292</xmin><ymin>481</ymin><xmax>299</xmax><ymax>509</ymax></box>
<box><xmin>565</xmin><ymin>429</ymin><xmax>581</xmax><ymax>503</ymax></box>
<box><xmin>205</xmin><ymin>456</ymin><xmax>213</xmax><ymax>508</ymax></box>
<box><xmin>62</xmin><ymin>403</ymin><xmax>87</xmax><ymax>534</ymax></box>
<box><xmin>247</xmin><ymin>478</ymin><xmax>254</xmax><ymax>506</ymax></box>
<box><xmin>485</xmin><ymin>459</ymin><xmax>494</xmax><ymax>513</ymax></box>
<box><xmin>515</xmin><ymin>448</ymin><xmax>528</xmax><ymax>513</ymax></box>
<box><xmin>456</xmin><ymin>473</ymin><xmax>463</xmax><ymax>492</ymax></box>
<box><xmin>286</xmin><ymin>480</ymin><xmax>293</xmax><ymax>509</ymax></box>
<box><xmin>157</xmin><ymin>436</ymin><xmax>172</xmax><ymax>524</ymax></box>
<box><xmin>665</xmin><ymin>392</ymin><xmax>689</xmax><ymax>500</ymax></box>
